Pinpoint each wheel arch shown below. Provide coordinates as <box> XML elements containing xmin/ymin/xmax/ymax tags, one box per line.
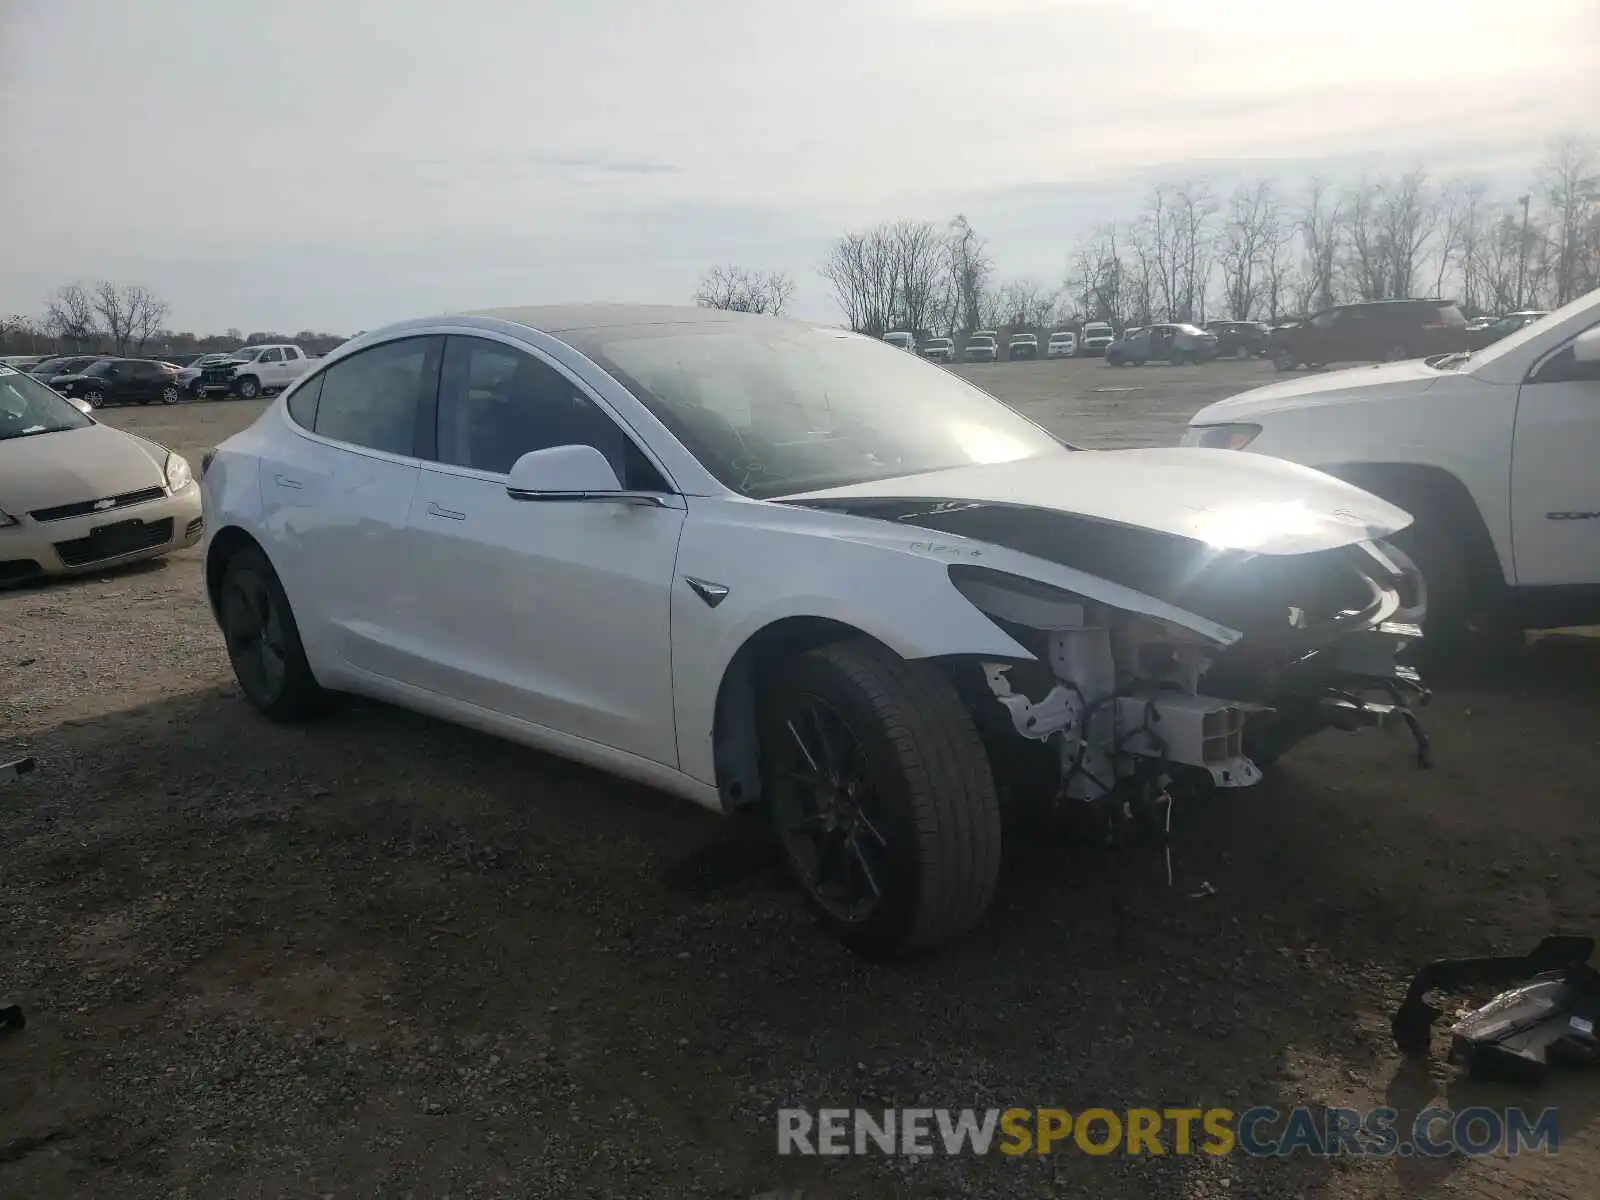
<box><xmin>709</xmin><ymin>615</ymin><xmax>900</xmax><ymax>813</ymax></box>
<box><xmin>204</xmin><ymin>524</ymin><xmax>266</xmax><ymax>621</ymax></box>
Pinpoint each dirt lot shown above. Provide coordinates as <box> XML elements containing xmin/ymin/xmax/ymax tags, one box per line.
<box><xmin>3</xmin><ymin>359</ymin><xmax>1599</xmax><ymax>1199</ymax></box>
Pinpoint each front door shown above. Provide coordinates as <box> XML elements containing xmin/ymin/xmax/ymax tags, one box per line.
<box><xmin>1510</xmin><ymin>320</ymin><xmax>1600</xmax><ymax>587</ymax></box>
<box><xmin>402</xmin><ymin>334</ymin><xmax>685</xmax><ymax>767</ymax></box>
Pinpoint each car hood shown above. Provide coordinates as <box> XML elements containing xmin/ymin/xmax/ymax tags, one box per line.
<box><xmin>782</xmin><ymin>447</ymin><xmax>1410</xmax><ymax>557</ymax></box>
<box><xmin>0</xmin><ymin>422</ymin><xmax>167</xmax><ymax>512</ymax></box>
<box><xmin>1189</xmin><ymin>358</ymin><xmax>1442</xmax><ymax>423</ymax></box>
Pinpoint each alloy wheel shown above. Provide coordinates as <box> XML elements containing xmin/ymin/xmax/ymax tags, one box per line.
<box><xmin>84</xmin><ymin>389</ymin><xmax>105</xmax><ymax>408</ymax></box>
<box><xmin>223</xmin><ymin>571</ymin><xmax>287</xmax><ymax>705</ymax></box>
<box><xmin>770</xmin><ymin>698</ymin><xmax>890</xmax><ymax>925</ymax></box>
<box><xmin>161</xmin><ymin>385</ymin><xmax>181</xmax><ymax>404</ymax></box>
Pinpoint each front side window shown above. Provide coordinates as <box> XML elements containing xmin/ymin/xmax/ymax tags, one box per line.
<box><xmin>260</xmin><ymin>348</ymin><xmax>283</xmax><ymax>363</ymax></box>
<box><xmin>311</xmin><ymin>336</ymin><xmax>438</xmax><ymax>456</ymax></box>
<box><xmin>1310</xmin><ymin>310</ymin><xmax>1339</xmax><ymax>330</ymax></box>
<box><xmin>434</xmin><ymin>336</ymin><xmax>652</xmax><ymax>485</ymax></box>
<box><xmin>568</xmin><ymin>323</ymin><xmax>1064</xmax><ymax>499</ymax></box>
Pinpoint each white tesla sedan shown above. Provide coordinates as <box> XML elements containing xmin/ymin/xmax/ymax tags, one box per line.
<box><xmin>202</xmin><ymin>305</ymin><xmax>1432</xmax><ymax>956</ymax></box>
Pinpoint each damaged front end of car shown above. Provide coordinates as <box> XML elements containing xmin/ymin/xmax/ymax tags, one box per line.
<box><xmin>820</xmin><ymin>496</ymin><xmax>1432</xmax><ymax>826</ymax></box>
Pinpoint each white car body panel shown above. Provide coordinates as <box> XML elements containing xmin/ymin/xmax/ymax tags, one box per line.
<box><xmin>1188</xmin><ymin>287</ymin><xmax>1600</xmax><ymax>588</ymax></box>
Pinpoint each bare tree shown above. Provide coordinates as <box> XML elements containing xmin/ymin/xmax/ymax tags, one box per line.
<box><xmin>1539</xmin><ymin>135</ymin><xmax>1600</xmax><ymax>305</ymax></box>
<box><xmin>1299</xmin><ymin>177</ymin><xmax>1342</xmax><ymax>311</ymax></box>
<box><xmin>1141</xmin><ymin>180</ymin><xmax>1216</xmax><ymax>322</ymax></box>
<box><xmin>43</xmin><ymin>283</ymin><xmax>99</xmax><ymax>347</ymax></box>
<box><xmin>945</xmin><ymin>215</ymin><xmax>993</xmax><ymax>335</ymax></box>
<box><xmin>1218</xmin><ymin>180</ymin><xmax>1277</xmax><ymax>318</ymax></box>
<box><xmin>91</xmin><ymin>282</ymin><xmax>170</xmax><ymax>355</ymax></box>
<box><xmin>821</xmin><ymin>228</ymin><xmax>898</xmax><ymax>336</ymax></box>
<box><xmin>888</xmin><ymin>219</ymin><xmax>949</xmax><ymax>337</ymax></box>
<box><xmin>694</xmin><ymin>265</ymin><xmax>796</xmax><ymax>315</ymax></box>
<box><xmin>1377</xmin><ymin>170</ymin><xmax>1438</xmax><ymax>298</ymax></box>
<box><xmin>993</xmin><ymin>278</ymin><xmax>1058</xmax><ymax>328</ymax></box>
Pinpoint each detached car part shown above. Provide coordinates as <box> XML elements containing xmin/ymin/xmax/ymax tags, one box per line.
<box><xmin>1393</xmin><ymin>935</ymin><xmax>1600</xmax><ymax>1085</ymax></box>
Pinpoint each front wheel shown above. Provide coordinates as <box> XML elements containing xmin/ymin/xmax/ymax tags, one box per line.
<box><xmin>219</xmin><ymin>544</ymin><xmax>325</xmax><ymax>722</ymax></box>
<box><xmin>1235</xmin><ymin>344</ymin><xmax>1251</xmax><ymax>361</ymax></box>
<box><xmin>761</xmin><ymin>640</ymin><xmax>1002</xmax><ymax>958</ymax></box>
<box><xmin>1385</xmin><ymin>344</ymin><xmax>1409</xmax><ymax>362</ymax></box>
<box><xmin>234</xmin><ymin>376</ymin><xmax>260</xmax><ymax>399</ymax></box>
<box><xmin>83</xmin><ymin>388</ymin><xmax>106</xmax><ymax>409</ymax></box>
<box><xmin>161</xmin><ymin>384</ymin><xmax>181</xmax><ymax>405</ymax></box>
<box><xmin>1272</xmin><ymin>350</ymin><xmax>1296</xmax><ymax>371</ymax></box>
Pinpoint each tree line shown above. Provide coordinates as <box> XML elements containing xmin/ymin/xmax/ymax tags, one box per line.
<box><xmin>0</xmin><ymin>281</ymin><xmax>348</xmax><ymax>358</ymax></box>
<box><xmin>699</xmin><ymin>134</ymin><xmax>1598</xmax><ymax>337</ymax></box>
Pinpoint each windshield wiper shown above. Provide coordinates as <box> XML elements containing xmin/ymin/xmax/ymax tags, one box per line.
<box><xmin>1428</xmin><ymin>351</ymin><xmax>1472</xmax><ymax>371</ymax></box>
<box><xmin>0</xmin><ymin>425</ymin><xmax>68</xmax><ymax>441</ymax></box>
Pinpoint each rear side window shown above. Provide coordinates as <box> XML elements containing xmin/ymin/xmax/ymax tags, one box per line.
<box><xmin>311</xmin><ymin>336</ymin><xmax>440</xmax><ymax>457</ymax></box>
<box><xmin>1432</xmin><ymin>304</ymin><xmax>1467</xmax><ymax>328</ymax></box>
<box><xmin>287</xmin><ymin>373</ymin><xmax>323</xmax><ymax>429</ymax></box>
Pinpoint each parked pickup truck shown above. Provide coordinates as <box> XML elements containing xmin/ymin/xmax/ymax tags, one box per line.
<box><xmin>198</xmin><ymin>343</ymin><xmax>314</xmax><ymax>399</ymax></box>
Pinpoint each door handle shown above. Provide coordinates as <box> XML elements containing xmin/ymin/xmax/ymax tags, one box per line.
<box><xmin>426</xmin><ymin>501</ymin><xmax>466</xmax><ymax>521</ymax></box>
<box><xmin>273</xmin><ymin>474</ymin><xmax>302</xmax><ymax>490</ymax></box>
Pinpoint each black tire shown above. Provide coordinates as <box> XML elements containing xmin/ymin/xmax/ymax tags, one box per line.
<box><xmin>761</xmin><ymin>639</ymin><xmax>1001</xmax><ymax>957</ymax></box>
<box><xmin>1272</xmin><ymin>350</ymin><xmax>1296</xmax><ymax>371</ymax></box>
<box><xmin>161</xmin><ymin>384</ymin><xmax>181</xmax><ymax>405</ymax></box>
<box><xmin>1384</xmin><ymin>344</ymin><xmax>1409</xmax><ymax>362</ymax></box>
<box><xmin>218</xmin><ymin>543</ymin><xmax>324</xmax><ymax>722</ymax></box>
<box><xmin>234</xmin><ymin>376</ymin><xmax>260</xmax><ymax>399</ymax></box>
<box><xmin>1235</xmin><ymin>344</ymin><xmax>1251</xmax><ymax>361</ymax></box>
<box><xmin>83</xmin><ymin>388</ymin><xmax>106</xmax><ymax>409</ymax></box>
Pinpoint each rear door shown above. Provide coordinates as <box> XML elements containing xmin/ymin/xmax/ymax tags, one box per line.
<box><xmin>257</xmin><ymin>336</ymin><xmax>443</xmax><ymax>678</ymax></box>
<box><xmin>257</xmin><ymin>346</ymin><xmax>285</xmax><ymax>389</ymax></box>
<box><xmin>1509</xmin><ymin>318</ymin><xmax>1600</xmax><ymax>586</ymax></box>
<box><xmin>402</xmin><ymin>333</ymin><xmax>686</xmax><ymax>766</ymax></box>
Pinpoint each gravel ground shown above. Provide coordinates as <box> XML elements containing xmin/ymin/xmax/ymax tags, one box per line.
<box><xmin>3</xmin><ymin>360</ymin><xmax>1599</xmax><ymax>1199</ymax></box>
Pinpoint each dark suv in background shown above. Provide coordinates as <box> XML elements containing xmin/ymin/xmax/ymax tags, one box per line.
<box><xmin>1270</xmin><ymin>298</ymin><xmax>1468</xmax><ymax>370</ymax></box>
<box><xmin>1203</xmin><ymin>320</ymin><xmax>1273</xmax><ymax>359</ymax></box>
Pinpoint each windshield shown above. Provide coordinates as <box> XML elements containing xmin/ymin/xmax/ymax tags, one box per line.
<box><xmin>230</xmin><ymin>348</ymin><xmax>260</xmax><ymax>360</ymax></box>
<box><xmin>1084</xmin><ymin>324</ymin><xmax>1112</xmax><ymax>335</ymax></box>
<box><xmin>570</xmin><ymin>323</ymin><xmax>1064</xmax><ymax>499</ymax></box>
<box><xmin>926</xmin><ymin>338</ymin><xmax>951</xmax><ymax>347</ymax></box>
<box><xmin>1461</xmin><ymin>288</ymin><xmax>1598</xmax><ymax>370</ymax></box>
<box><xmin>0</xmin><ymin>368</ymin><xmax>94</xmax><ymax>440</ymax></box>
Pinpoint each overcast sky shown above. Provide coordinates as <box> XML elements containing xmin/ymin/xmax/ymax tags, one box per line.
<box><xmin>1</xmin><ymin>0</ymin><xmax>1595</xmax><ymax>333</ymax></box>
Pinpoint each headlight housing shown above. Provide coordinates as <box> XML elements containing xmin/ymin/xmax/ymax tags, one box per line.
<box><xmin>164</xmin><ymin>452</ymin><xmax>193</xmax><ymax>491</ymax></box>
<box><xmin>1181</xmin><ymin>423</ymin><xmax>1261</xmax><ymax>451</ymax></box>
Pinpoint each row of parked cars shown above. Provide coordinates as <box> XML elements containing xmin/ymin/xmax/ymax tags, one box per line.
<box><xmin>0</xmin><ymin>343</ymin><xmax>318</xmax><ymax>407</ymax></box>
<box><xmin>880</xmin><ymin>302</ymin><xmax>1552</xmax><ymax>373</ymax></box>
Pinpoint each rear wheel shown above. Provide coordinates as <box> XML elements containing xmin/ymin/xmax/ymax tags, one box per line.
<box><xmin>1385</xmin><ymin>344</ymin><xmax>1410</xmax><ymax>362</ymax></box>
<box><xmin>761</xmin><ymin>639</ymin><xmax>1002</xmax><ymax>957</ymax></box>
<box><xmin>219</xmin><ymin>544</ymin><xmax>324</xmax><ymax>721</ymax></box>
<box><xmin>1272</xmin><ymin>350</ymin><xmax>1296</xmax><ymax>371</ymax></box>
<box><xmin>1235</xmin><ymin>344</ymin><xmax>1251</xmax><ymax>360</ymax></box>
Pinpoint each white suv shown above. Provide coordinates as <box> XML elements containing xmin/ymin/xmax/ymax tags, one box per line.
<box><xmin>1184</xmin><ymin>287</ymin><xmax>1600</xmax><ymax>640</ymax></box>
<box><xmin>1047</xmin><ymin>331</ymin><xmax>1078</xmax><ymax>358</ymax></box>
